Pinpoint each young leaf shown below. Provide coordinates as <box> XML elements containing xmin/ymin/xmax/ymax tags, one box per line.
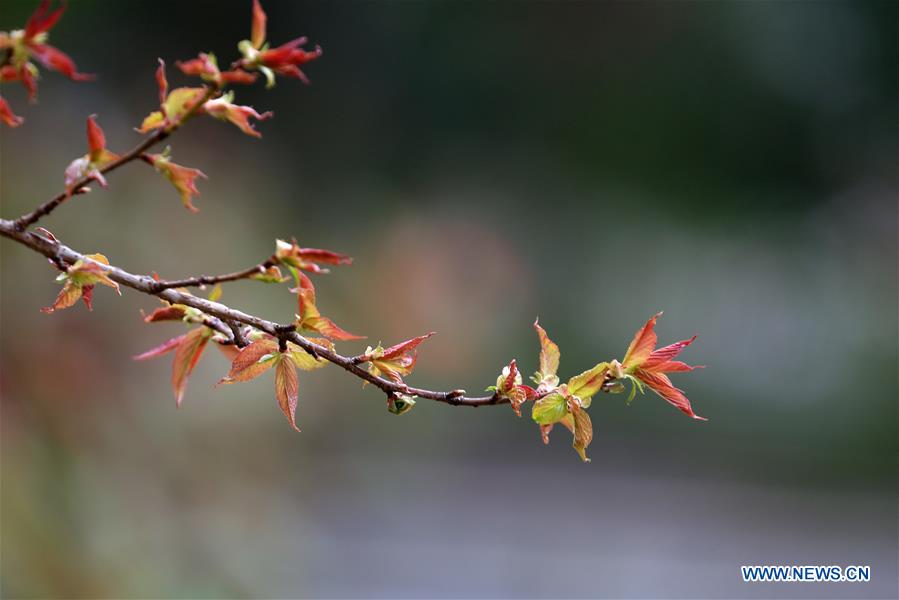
<box><xmin>273</xmin><ymin>238</ymin><xmax>352</xmax><ymax>275</ymax></box>
<box><xmin>171</xmin><ymin>328</ymin><xmax>212</xmax><ymax>407</ymax></box>
<box><xmin>493</xmin><ymin>359</ymin><xmax>536</xmax><ymax>417</ymax></box>
<box><xmin>558</xmin><ymin>406</ymin><xmax>593</xmax><ymax>463</ymax></box>
<box><xmin>237</xmin><ymin>0</ymin><xmax>322</xmax><ymax>87</ymax></box>
<box><xmin>143</xmin><ymin>305</ymin><xmax>188</xmax><ymax>323</ymax></box>
<box><xmin>251</xmin><ymin>0</ymin><xmax>267</xmax><ymax>49</ymax></box>
<box><xmin>202</xmin><ymin>92</ymin><xmax>272</xmax><ymax>138</ymax></box>
<box><xmin>133</xmin><ymin>327</ymin><xmax>212</xmax><ymax>407</ymax></box>
<box><xmin>63</xmin><ymin>116</ymin><xmax>119</xmax><ymax>192</ymax></box>
<box><xmin>138</xmin><ymin>81</ymin><xmax>207</xmax><ymax>133</ymax></box>
<box><xmin>293</xmin><ymin>272</ymin><xmax>364</xmax><ymax>341</ymax></box>
<box><xmin>41</xmin><ymin>253</ymin><xmax>121</xmax><ymax>313</ymax></box>
<box><xmin>0</xmin><ymin>95</ymin><xmax>24</xmax><ymax>127</ymax></box>
<box><xmin>274</xmin><ymin>354</ymin><xmax>300</xmax><ymax>431</ymax></box>
<box><xmin>531</xmin><ymin>392</ymin><xmax>567</xmax><ymax>426</ymax></box>
<box><xmin>251</xmin><ymin>265</ymin><xmax>289</xmax><ymax>283</ymax></box>
<box><xmin>364</xmin><ymin>333</ymin><xmax>434</xmax><ymax>383</ymax></box>
<box><xmin>287</xmin><ymin>337</ymin><xmax>332</xmax><ymax>371</ymax></box>
<box><xmin>618</xmin><ymin>313</ymin><xmax>705</xmax><ymax>420</ymax></box>
<box><xmin>145</xmin><ymin>152</ymin><xmax>207</xmax><ymax>212</ymax></box>
<box><xmin>219</xmin><ymin>339</ymin><xmax>279</xmax><ymax>384</ymax></box>
<box><xmin>533</xmin><ymin>319</ymin><xmax>560</xmax><ymax>389</ymax></box>
<box><xmin>566</xmin><ymin>362</ymin><xmax>610</xmax><ymax>407</ymax></box>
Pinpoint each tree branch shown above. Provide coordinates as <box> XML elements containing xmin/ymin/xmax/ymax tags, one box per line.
<box><xmin>12</xmin><ymin>86</ymin><xmax>217</xmax><ymax>232</ymax></box>
<box><xmin>0</xmin><ymin>219</ymin><xmax>512</xmax><ymax>408</ymax></box>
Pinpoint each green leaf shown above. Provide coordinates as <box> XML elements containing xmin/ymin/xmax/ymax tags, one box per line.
<box><xmin>532</xmin><ymin>392</ymin><xmax>567</xmax><ymax>425</ymax></box>
<box><xmin>567</xmin><ymin>362</ymin><xmax>609</xmax><ymax>404</ymax></box>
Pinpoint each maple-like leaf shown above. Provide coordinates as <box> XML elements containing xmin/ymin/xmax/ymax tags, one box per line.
<box><xmin>42</xmin><ymin>253</ymin><xmax>121</xmax><ymax>313</ymax></box>
<box><xmin>532</xmin><ymin>319</ymin><xmax>561</xmax><ymax>391</ymax></box>
<box><xmin>293</xmin><ymin>272</ymin><xmax>364</xmax><ymax>341</ymax></box>
<box><xmin>133</xmin><ymin>327</ymin><xmax>213</xmax><ymax>407</ymax></box>
<box><xmin>363</xmin><ymin>332</ymin><xmax>434</xmax><ymax>383</ymax></box>
<box><xmin>177</xmin><ymin>52</ymin><xmax>257</xmax><ymax>86</ymax></box>
<box><xmin>0</xmin><ymin>0</ymin><xmax>91</xmax><ymax>122</ymax></box>
<box><xmin>137</xmin><ymin>62</ymin><xmax>207</xmax><ymax>133</ymax></box>
<box><xmin>218</xmin><ymin>335</ymin><xmax>329</xmax><ymax>431</ymax></box>
<box><xmin>63</xmin><ymin>116</ymin><xmax>119</xmax><ymax>192</ymax></box>
<box><xmin>526</xmin><ymin>320</ymin><xmax>600</xmax><ymax>462</ymax></box>
<box><xmin>618</xmin><ymin>313</ymin><xmax>705</xmax><ymax>420</ymax></box>
<box><xmin>145</xmin><ymin>152</ymin><xmax>207</xmax><ymax>212</ymax></box>
<box><xmin>143</xmin><ymin>304</ymin><xmax>188</xmax><ymax>323</ymax></box>
<box><xmin>273</xmin><ymin>238</ymin><xmax>352</xmax><ymax>277</ymax></box>
<box><xmin>0</xmin><ymin>95</ymin><xmax>24</xmax><ymax>127</ymax></box>
<box><xmin>490</xmin><ymin>359</ymin><xmax>537</xmax><ymax>417</ymax></box>
<box><xmin>219</xmin><ymin>338</ymin><xmax>280</xmax><ymax>383</ymax></box>
<box><xmin>236</xmin><ymin>0</ymin><xmax>322</xmax><ymax>88</ymax></box>
<box><xmin>202</xmin><ymin>91</ymin><xmax>272</xmax><ymax>138</ymax></box>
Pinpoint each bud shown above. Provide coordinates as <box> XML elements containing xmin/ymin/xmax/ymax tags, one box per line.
<box><xmin>387</xmin><ymin>393</ymin><xmax>416</xmax><ymax>415</ymax></box>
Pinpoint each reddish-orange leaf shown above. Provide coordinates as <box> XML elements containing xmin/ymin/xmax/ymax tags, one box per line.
<box><xmin>133</xmin><ymin>334</ymin><xmax>186</xmax><ymax>361</ymax></box>
<box><xmin>143</xmin><ymin>305</ymin><xmax>187</xmax><ymax>323</ymax></box>
<box><xmin>219</xmin><ymin>339</ymin><xmax>279</xmax><ymax>384</ymax></box>
<box><xmin>274</xmin><ymin>355</ymin><xmax>300</xmax><ymax>431</ymax></box>
<box><xmin>41</xmin><ymin>280</ymin><xmax>83</xmax><ymax>313</ymax></box>
<box><xmin>622</xmin><ymin>312</ymin><xmax>661</xmax><ymax>370</ymax></box>
<box><xmin>155</xmin><ymin>58</ymin><xmax>168</xmax><ymax>106</ymax></box>
<box><xmin>24</xmin><ymin>0</ymin><xmax>65</xmax><ymax>39</ymax></box>
<box><xmin>202</xmin><ymin>93</ymin><xmax>272</xmax><ymax>138</ymax></box>
<box><xmin>86</xmin><ymin>115</ymin><xmax>105</xmax><ymax>161</ymax></box>
<box><xmin>634</xmin><ymin>369</ymin><xmax>706</xmax><ymax>421</ymax></box>
<box><xmin>380</xmin><ymin>333</ymin><xmax>434</xmax><ymax>360</ymax></box>
<box><xmin>0</xmin><ymin>95</ymin><xmax>24</xmax><ymax>127</ymax></box>
<box><xmin>216</xmin><ymin>343</ymin><xmax>242</xmax><ymax>362</ymax></box>
<box><xmin>171</xmin><ymin>328</ymin><xmax>211</xmax><ymax>407</ymax></box>
<box><xmin>274</xmin><ymin>239</ymin><xmax>353</xmax><ymax>274</ymax></box>
<box><xmin>642</xmin><ymin>336</ymin><xmax>699</xmax><ymax>371</ymax></box>
<box><xmin>146</xmin><ymin>153</ymin><xmax>207</xmax><ymax>212</ymax></box>
<box><xmin>251</xmin><ymin>0</ymin><xmax>267</xmax><ymax>49</ymax></box>
<box><xmin>294</xmin><ymin>272</ymin><xmax>364</xmax><ymax>340</ymax></box>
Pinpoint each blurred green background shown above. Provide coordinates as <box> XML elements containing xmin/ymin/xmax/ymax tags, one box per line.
<box><xmin>1</xmin><ymin>0</ymin><xmax>896</xmax><ymax>598</ymax></box>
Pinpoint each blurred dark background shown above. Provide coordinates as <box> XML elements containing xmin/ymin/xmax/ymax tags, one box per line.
<box><xmin>1</xmin><ymin>1</ymin><xmax>896</xmax><ymax>598</ymax></box>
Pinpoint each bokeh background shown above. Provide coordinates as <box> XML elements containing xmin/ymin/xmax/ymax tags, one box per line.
<box><xmin>1</xmin><ymin>1</ymin><xmax>896</xmax><ymax>598</ymax></box>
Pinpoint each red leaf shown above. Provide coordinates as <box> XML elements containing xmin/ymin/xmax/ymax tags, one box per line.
<box><xmin>251</xmin><ymin>0</ymin><xmax>267</xmax><ymax>49</ymax></box>
<box><xmin>28</xmin><ymin>43</ymin><xmax>92</xmax><ymax>81</ymax></box>
<box><xmin>622</xmin><ymin>312</ymin><xmax>661</xmax><ymax>370</ymax></box>
<box><xmin>0</xmin><ymin>95</ymin><xmax>24</xmax><ymax>127</ymax></box>
<box><xmin>635</xmin><ymin>369</ymin><xmax>706</xmax><ymax>421</ymax></box>
<box><xmin>642</xmin><ymin>336</ymin><xmax>698</xmax><ymax>371</ymax></box>
<box><xmin>380</xmin><ymin>332</ymin><xmax>434</xmax><ymax>360</ymax></box>
<box><xmin>143</xmin><ymin>305</ymin><xmax>187</xmax><ymax>323</ymax></box>
<box><xmin>86</xmin><ymin>115</ymin><xmax>105</xmax><ymax>161</ymax></box>
<box><xmin>155</xmin><ymin>58</ymin><xmax>168</xmax><ymax>106</ymax></box>
<box><xmin>24</xmin><ymin>0</ymin><xmax>64</xmax><ymax>39</ymax></box>
<box><xmin>274</xmin><ymin>355</ymin><xmax>300</xmax><ymax>431</ymax></box>
<box><xmin>219</xmin><ymin>339</ymin><xmax>279</xmax><ymax>384</ymax></box>
<box><xmin>133</xmin><ymin>334</ymin><xmax>186</xmax><ymax>361</ymax></box>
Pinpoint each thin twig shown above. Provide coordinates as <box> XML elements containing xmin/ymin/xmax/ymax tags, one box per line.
<box><xmin>13</xmin><ymin>87</ymin><xmax>218</xmax><ymax>232</ymax></box>
<box><xmin>150</xmin><ymin>258</ymin><xmax>274</xmax><ymax>292</ymax></box>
